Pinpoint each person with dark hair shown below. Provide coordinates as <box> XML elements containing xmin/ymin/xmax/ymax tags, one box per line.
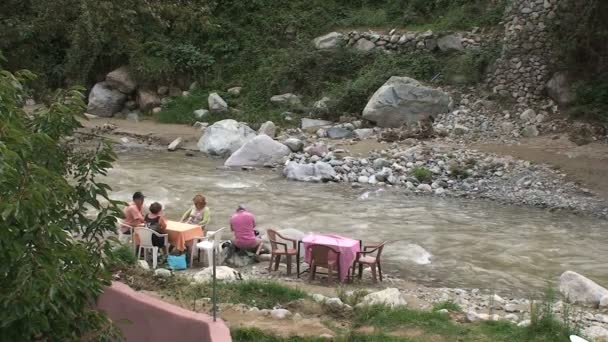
<box><xmin>145</xmin><ymin>202</ymin><xmax>167</xmax><ymax>248</ymax></box>
<box><xmin>122</xmin><ymin>191</ymin><xmax>145</xmax><ymax>233</ymax></box>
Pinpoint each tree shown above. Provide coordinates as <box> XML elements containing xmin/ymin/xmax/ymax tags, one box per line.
<box><xmin>0</xmin><ymin>54</ymin><xmax>122</xmax><ymax>341</ymax></box>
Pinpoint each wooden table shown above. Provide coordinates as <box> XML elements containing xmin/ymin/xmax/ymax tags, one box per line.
<box><xmin>165</xmin><ymin>221</ymin><xmax>204</xmax><ymax>252</ymax></box>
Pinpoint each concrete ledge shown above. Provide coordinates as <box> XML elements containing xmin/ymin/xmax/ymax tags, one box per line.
<box><xmin>97</xmin><ymin>281</ymin><xmax>231</xmax><ymax>342</ymax></box>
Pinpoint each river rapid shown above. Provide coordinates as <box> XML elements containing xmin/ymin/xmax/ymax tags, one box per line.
<box><xmin>104</xmin><ymin>150</ymin><xmax>608</xmax><ymax>294</ymax></box>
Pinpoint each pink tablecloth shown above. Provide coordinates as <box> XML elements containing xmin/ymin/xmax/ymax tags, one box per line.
<box><xmin>303</xmin><ymin>234</ymin><xmax>360</xmax><ymax>281</ymax></box>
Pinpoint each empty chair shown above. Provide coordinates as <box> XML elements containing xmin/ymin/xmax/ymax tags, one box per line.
<box><xmin>307</xmin><ymin>244</ymin><xmax>341</xmax><ymax>284</ymax></box>
<box><xmin>192</xmin><ymin>227</ymin><xmax>226</xmax><ymax>267</ymax></box>
<box><xmin>267</xmin><ymin>229</ymin><xmax>298</xmax><ymax>276</ymax></box>
<box><xmin>351</xmin><ymin>241</ymin><xmax>387</xmax><ymax>283</ymax></box>
<box><xmin>134</xmin><ymin>227</ymin><xmax>169</xmax><ymax>269</ymax></box>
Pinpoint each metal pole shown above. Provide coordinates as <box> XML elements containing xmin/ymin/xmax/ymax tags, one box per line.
<box><xmin>212</xmin><ymin>244</ymin><xmax>217</xmax><ymax>322</ymax></box>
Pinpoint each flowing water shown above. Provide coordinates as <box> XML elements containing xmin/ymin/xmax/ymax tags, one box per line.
<box><xmin>104</xmin><ymin>150</ymin><xmax>608</xmax><ymax>293</ymax></box>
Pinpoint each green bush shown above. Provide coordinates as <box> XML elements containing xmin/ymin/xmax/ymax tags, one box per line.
<box><xmin>413</xmin><ymin>167</ymin><xmax>433</xmax><ymax>183</ymax></box>
<box><xmin>432</xmin><ymin>300</ymin><xmax>462</xmax><ymax>312</ymax></box>
<box><xmin>108</xmin><ymin>243</ymin><xmax>137</xmax><ymax>269</ymax></box>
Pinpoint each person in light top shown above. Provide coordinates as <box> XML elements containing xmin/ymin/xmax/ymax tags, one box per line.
<box><xmin>122</xmin><ymin>192</ymin><xmax>145</xmax><ymax>233</ymax></box>
<box><xmin>229</xmin><ymin>205</ymin><xmax>260</xmax><ymax>251</ymax></box>
<box><xmin>180</xmin><ymin>194</ymin><xmax>210</xmax><ymax>227</ymax></box>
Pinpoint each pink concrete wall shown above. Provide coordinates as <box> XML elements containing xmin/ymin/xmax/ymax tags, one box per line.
<box><xmin>97</xmin><ymin>281</ymin><xmax>232</xmax><ymax>342</ymax></box>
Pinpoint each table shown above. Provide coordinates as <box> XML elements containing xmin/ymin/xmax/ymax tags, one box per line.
<box><xmin>300</xmin><ymin>234</ymin><xmax>361</xmax><ymax>282</ymax></box>
<box><xmin>165</xmin><ymin>221</ymin><xmax>204</xmax><ymax>252</ymax></box>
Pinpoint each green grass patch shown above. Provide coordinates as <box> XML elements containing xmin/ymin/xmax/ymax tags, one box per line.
<box><xmin>107</xmin><ymin>243</ymin><xmax>137</xmax><ymax>269</ymax></box>
<box><xmin>413</xmin><ymin>167</ymin><xmax>433</xmax><ymax>183</ymax></box>
<box><xmin>432</xmin><ymin>300</ymin><xmax>462</xmax><ymax>312</ymax></box>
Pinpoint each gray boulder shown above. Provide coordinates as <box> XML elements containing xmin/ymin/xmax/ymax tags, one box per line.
<box><xmin>354</xmin><ymin>39</ymin><xmax>375</xmax><ymax>52</ymax></box>
<box><xmin>304</xmin><ymin>143</ymin><xmax>329</xmax><ymax>157</ymax></box>
<box><xmin>258</xmin><ymin>121</ymin><xmax>277</xmax><ymax>137</ymax></box>
<box><xmin>312</xmin><ymin>97</ymin><xmax>331</xmax><ymax>114</ymax></box>
<box><xmin>546</xmin><ymin>72</ymin><xmax>576</xmax><ymax>106</ymax></box>
<box><xmin>362</xmin><ymin>76</ymin><xmax>451</xmax><ymax>128</ymax></box>
<box><xmin>270</xmin><ymin>93</ymin><xmax>302</xmax><ymax>109</ymax></box>
<box><xmin>302</xmin><ymin>118</ymin><xmax>333</xmax><ymax>132</ymax></box>
<box><xmin>284</xmin><ymin>138</ymin><xmax>304</xmax><ymax>152</ymax></box>
<box><xmin>208</xmin><ymin>92</ymin><xmax>228</xmax><ymax>113</ymax></box>
<box><xmin>359</xmin><ymin>288</ymin><xmax>407</xmax><ymax>308</ymax></box>
<box><xmin>521</xmin><ymin>125</ymin><xmax>539</xmax><ymax>138</ymax></box>
<box><xmin>105</xmin><ymin>66</ymin><xmax>137</xmax><ymax>94</ymax></box>
<box><xmin>283</xmin><ymin>161</ymin><xmax>336</xmax><ymax>182</ymax></box>
<box><xmin>225</xmin><ymin>135</ymin><xmax>290</xmax><ymax>167</ymax></box>
<box><xmin>197</xmin><ymin>119</ymin><xmax>257</xmax><ymax>157</ymax></box>
<box><xmin>227</xmin><ymin>87</ymin><xmax>242</xmax><ymax>96</ymax></box>
<box><xmin>193</xmin><ymin>266</ymin><xmax>243</xmax><ymax>282</ymax></box>
<box><xmin>313</xmin><ymin>32</ymin><xmax>344</xmax><ymax>49</ymax></box>
<box><xmin>437</xmin><ymin>34</ymin><xmax>464</xmax><ymax>52</ymax></box>
<box><xmin>354</xmin><ymin>128</ymin><xmax>374</xmax><ymax>140</ymax></box>
<box><xmin>154</xmin><ymin>268</ymin><xmax>172</xmax><ymax>278</ymax></box>
<box><xmin>326</xmin><ymin>127</ymin><xmax>353</xmax><ymax>139</ymax></box>
<box><xmin>194</xmin><ymin>109</ymin><xmax>209</xmax><ymax>119</ymax></box>
<box><xmin>137</xmin><ymin>88</ymin><xmax>161</xmax><ymax>112</ymax></box>
<box><xmin>559</xmin><ymin>271</ymin><xmax>608</xmax><ymax>307</ymax></box>
<box><xmin>87</xmin><ymin>82</ymin><xmax>127</xmax><ymax>117</ymax></box>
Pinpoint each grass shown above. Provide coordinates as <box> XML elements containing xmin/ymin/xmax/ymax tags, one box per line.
<box><xmin>432</xmin><ymin>300</ymin><xmax>462</xmax><ymax>312</ymax></box>
<box><xmin>107</xmin><ymin>243</ymin><xmax>137</xmax><ymax>269</ymax></box>
<box><xmin>413</xmin><ymin>167</ymin><xmax>433</xmax><ymax>183</ymax></box>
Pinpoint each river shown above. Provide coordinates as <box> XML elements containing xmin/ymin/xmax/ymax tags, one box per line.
<box><xmin>104</xmin><ymin>150</ymin><xmax>608</xmax><ymax>293</ymax></box>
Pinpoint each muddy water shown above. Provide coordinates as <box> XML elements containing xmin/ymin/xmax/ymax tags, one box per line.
<box><xmin>104</xmin><ymin>150</ymin><xmax>608</xmax><ymax>293</ymax></box>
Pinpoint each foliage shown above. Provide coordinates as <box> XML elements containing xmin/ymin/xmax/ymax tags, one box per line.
<box><xmin>107</xmin><ymin>243</ymin><xmax>137</xmax><ymax>269</ymax></box>
<box><xmin>569</xmin><ymin>79</ymin><xmax>608</xmax><ymax>122</ymax></box>
<box><xmin>0</xmin><ymin>62</ymin><xmax>121</xmax><ymax>340</ymax></box>
<box><xmin>442</xmin><ymin>45</ymin><xmax>501</xmax><ymax>85</ymax></box>
<box><xmin>413</xmin><ymin>167</ymin><xmax>433</xmax><ymax>183</ymax></box>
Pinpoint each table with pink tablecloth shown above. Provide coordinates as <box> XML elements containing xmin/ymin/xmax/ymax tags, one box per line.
<box><xmin>302</xmin><ymin>234</ymin><xmax>361</xmax><ymax>282</ymax></box>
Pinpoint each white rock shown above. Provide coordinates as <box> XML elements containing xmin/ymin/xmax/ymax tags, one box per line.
<box><xmin>492</xmin><ymin>294</ymin><xmax>506</xmax><ymax>304</ymax></box>
<box><xmin>258</xmin><ymin>121</ymin><xmax>277</xmax><ymax>137</ymax></box>
<box><xmin>559</xmin><ymin>271</ymin><xmax>608</xmax><ymax>307</ymax></box>
<box><xmin>313</xmin><ymin>32</ymin><xmax>344</xmax><ymax>49</ymax></box>
<box><xmin>504</xmin><ymin>313</ymin><xmax>519</xmax><ymax>322</ymax></box>
<box><xmin>194</xmin><ymin>109</ymin><xmax>209</xmax><ymax>119</ymax></box>
<box><xmin>225</xmin><ymin>135</ymin><xmax>290</xmax><ymax>167</ymax></box>
<box><xmin>325</xmin><ymin>297</ymin><xmax>344</xmax><ymax>310</ymax></box>
<box><xmin>168</xmin><ymin>137</ymin><xmax>182</xmax><ymax>151</ymax></box>
<box><xmin>154</xmin><ymin>268</ymin><xmax>172</xmax><ymax>278</ymax></box>
<box><xmin>304</xmin><ymin>143</ymin><xmax>329</xmax><ymax>157</ymax></box>
<box><xmin>271</xmin><ymin>93</ymin><xmax>301</xmax><ymax>108</ymax></box>
<box><xmin>358</xmin><ymin>176</ymin><xmax>369</xmax><ymax>183</ymax></box>
<box><xmin>501</xmin><ymin>122</ymin><xmax>514</xmax><ymax>133</ymax></box>
<box><xmin>520</xmin><ymin>109</ymin><xmax>536</xmax><ymax>122</ymax></box>
<box><xmin>302</xmin><ymin>118</ymin><xmax>333</xmax><ymax>132</ymax></box>
<box><xmin>197</xmin><ymin>119</ymin><xmax>256</xmax><ymax>157</ymax></box>
<box><xmin>354</xmin><ymin>128</ymin><xmax>374</xmax><ymax>139</ymax></box>
<box><xmin>137</xmin><ymin>88</ymin><xmax>161</xmax><ymax>112</ymax></box>
<box><xmin>270</xmin><ymin>309</ymin><xmax>292</xmax><ymax>320</ymax></box>
<box><xmin>105</xmin><ymin>66</ymin><xmax>137</xmax><ymax>94</ymax></box>
<box><xmin>600</xmin><ymin>295</ymin><xmax>608</xmax><ymax>308</ymax></box>
<box><xmin>517</xmin><ymin>320</ymin><xmax>531</xmax><ymax>327</ymax></box>
<box><xmin>521</xmin><ymin>125</ymin><xmax>539</xmax><ymax>137</ymax></box>
<box><xmin>584</xmin><ymin>326</ymin><xmax>608</xmax><ymax>341</ymax></box>
<box><xmin>359</xmin><ymin>288</ymin><xmax>407</xmax><ymax>308</ymax></box>
<box><xmin>152</xmin><ymin>107</ymin><xmax>162</xmax><ymax>114</ymax></box>
<box><xmin>546</xmin><ymin>72</ymin><xmax>576</xmax><ymax>106</ymax></box>
<box><xmin>87</xmin><ymin>82</ymin><xmax>127</xmax><ymax>117</ymax></box>
<box><xmin>437</xmin><ymin>34</ymin><xmax>463</xmax><ymax>51</ymax></box>
<box><xmin>504</xmin><ymin>303</ymin><xmax>518</xmax><ymax>313</ymax></box>
<box><xmin>208</xmin><ymin>92</ymin><xmax>228</xmax><ymax>113</ymax></box>
<box><xmin>362</xmin><ymin>76</ymin><xmax>451</xmax><ymax>128</ymax></box>
<box><xmin>284</xmin><ymin>138</ymin><xmax>304</xmax><ymax>152</ymax></box>
<box><xmin>417</xmin><ymin>184</ymin><xmax>433</xmax><ymax>192</ymax></box>
<box><xmin>313</xmin><ymin>97</ymin><xmax>331</xmax><ymax>114</ymax></box>
<box><xmin>354</xmin><ymin>38</ymin><xmax>376</xmax><ymax>52</ymax></box>
<box><xmin>120</xmin><ymin>137</ymin><xmax>130</xmax><ymax>144</ymax></box>
<box><xmin>283</xmin><ymin>161</ymin><xmax>336</xmax><ymax>182</ymax></box>
<box><xmin>227</xmin><ymin>87</ymin><xmax>242</xmax><ymax>96</ymax></box>
<box><xmin>312</xmin><ymin>294</ymin><xmax>327</xmax><ymax>303</ymax></box>
<box><xmin>193</xmin><ymin>266</ymin><xmax>242</xmax><ymax>282</ymax></box>
<box><xmin>434</xmin><ymin>188</ymin><xmax>446</xmax><ymax>195</ymax></box>
<box><xmin>138</xmin><ymin>260</ymin><xmax>150</xmax><ymax>270</ymax></box>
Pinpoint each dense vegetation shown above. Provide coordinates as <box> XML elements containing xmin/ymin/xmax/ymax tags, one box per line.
<box><xmin>0</xmin><ymin>59</ymin><xmax>121</xmax><ymax>340</ymax></box>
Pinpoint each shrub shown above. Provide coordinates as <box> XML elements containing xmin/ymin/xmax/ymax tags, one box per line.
<box><xmin>413</xmin><ymin>167</ymin><xmax>433</xmax><ymax>183</ymax></box>
<box><xmin>108</xmin><ymin>243</ymin><xmax>137</xmax><ymax>269</ymax></box>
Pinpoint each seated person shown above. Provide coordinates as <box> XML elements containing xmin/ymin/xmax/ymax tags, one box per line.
<box><xmin>180</xmin><ymin>194</ymin><xmax>210</xmax><ymax>227</ymax></box>
<box><xmin>144</xmin><ymin>202</ymin><xmax>168</xmax><ymax>248</ymax></box>
<box><xmin>122</xmin><ymin>191</ymin><xmax>145</xmax><ymax>233</ymax></box>
<box><xmin>229</xmin><ymin>205</ymin><xmax>261</xmax><ymax>252</ymax></box>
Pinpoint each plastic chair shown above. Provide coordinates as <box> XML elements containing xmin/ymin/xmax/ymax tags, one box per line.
<box><xmin>352</xmin><ymin>241</ymin><xmax>387</xmax><ymax>283</ymax></box>
<box><xmin>134</xmin><ymin>227</ymin><xmax>169</xmax><ymax>269</ymax></box>
<box><xmin>570</xmin><ymin>336</ymin><xmax>589</xmax><ymax>342</ymax></box>
<box><xmin>115</xmin><ymin>219</ymin><xmax>138</xmax><ymax>253</ymax></box>
<box><xmin>267</xmin><ymin>229</ymin><xmax>298</xmax><ymax>275</ymax></box>
<box><xmin>307</xmin><ymin>244</ymin><xmax>341</xmax><ymax>284</ymax></box>
<box><xmin>192</xmin><ymin>227</ymin><xmax>226</xmax><ymax>267</ymax></box>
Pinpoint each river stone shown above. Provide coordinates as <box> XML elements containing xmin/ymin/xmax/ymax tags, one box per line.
<box><xmin>402</xmin><ymin>244</ymin><xmax>432</xmax><ymax>265</ymax></box>
<box><xmin>208</xmin><ymin>92</ymin><xmax>228</xmax><ymax>113</ymax></box>
<box><xmin>359</xmin><ymin>288</ymin><xmax>407</xmax><ymax>308</ymax></box>
<box><xmin>501</xmin><ymin>121</ymin><xmax>515</xmax><ymax>133</ymax></box>
<box><xmin>154</xmin><ymin>268</ymin><xmax>172</xmax><ymax>278</ymax></box>
<box><xmin>326</xmin><ymin>127</ymin><xmax>353</xmax><ymax>139</ymax></box>
<box><xmin>284</xmin><ymin>138</ymin><xmax>304</xmax><ymax>152</ymax></box>
<box><xmin>137</xmin><ymin>259</ymin><xmax>150</xmax><ymax>270</ymax></box>
<box><xmin>313</xmin><ymin>32</ymin><xmax>344</xmax><ymax>49</ymax></box>
<box><xmin>354</xmin><ymin>38</ymin><xmax>376</xmax><ymax>52</ymax></box>
<box><xmin>584</xmin><ymin>326</ymin><xmax>608</xmax><ymax>341</ymax></box>
<box><xmin>362</xmin><ymin>76</ymin><xmax>451</xmax><ymax>128</ymax></box>
<box><xmin>137</xmin><ymin>88</ymin><xmax>161</xmax><ymax>112</ymax></box>
<box><xmin>193</xmin><ymin>266</ymin><xmax>242</xmax><ymax>283</ymax></box>
<box><xmin>87</xmin><ymin>82</ymin><xmax>127</xmax><ymax>117</ymax></box>
<box><xmin>559</xmin><ymin>271</ymin><xmax>608</xmax><ymax>307</ymax></box>
<box><xmin>437</xmin><ymin>34</ymin><xmax>464</xmax><ymax>52</ymax></box>
<box><xmin>521</xmin><ymin>125</ymin><xmax>539</xmax><ymax>137</ymax></box>
<box><xmin>417</xmin><ymin>184</ymin><xmax>433</xmax><ymax>192</ymax></box>
<box><xmin>197</xmin><ymin>119</ymin><xmax>256</xmax><ymax>157</ymax></box>
<box><xmin>270</xmin><ymin>309</ymin><xmax>292</xmax><ymax>320</ymax></box>
<box><xmin>258</xmin><ymin>121</ymin><xmax>277</xmax><ymax>137</ymax></box>
<box><xmin>283</xmin><ymin>161</ymin><xmax>336</xmax><ymax>182</ymax></box>
<box><xmin>304</xmin><ymin>143</ymin><xmax>329</xmax><ymax>157</ymax></box>
<box><xmin>105</xmin><ymin>66</ymin><xmax>137</xmax><ymax>94</ymax></box>
<box><xmin>312</xmin><ymin>97</ymin><xmax>331</xmax><ymax>114</ymax></box>
<box><xmin>354</xmin><ymin>128</ymin><xmax>374</xmax><ymax>140</ymax></box>
<box><xmin>270</xmin><ymin>93</ymin><xmax>302</xmax><ymax>109</ymax></box>
<box><xmin>194</xmin><ymin>109</ymin><xmax>209</xmax><ymax>119</ymax></box>
<box><xmin>312</xmin><ymin>294</ymin><xmax>327</xmax><ymax>303</ymax></box>
<box><xmin>325</xmin><ymin>297</ymin><xmax>344</xmax><ymax>310</ymax></box>
<box><xmin>225</xmin><ymin>135</ymin><xmax>290</xmax><ymax>167</ymax></box>
<box><xmin>302</xmin><ymin>118</ymin><xmax>333</xmax><ymax>131</ymax></box>
<box><xmin>227</xmin><ymin>86</ymin><xmax>242</xmax><ymax>96</ymax></box>
<box><xmin>546</xmin><ymin>71</ymin><xmax>576</xmax><ymax>106</ymax></box>
<box><xmin>167</xmin><ymin>137</ymin><xmax>182</xmax><ymax>151</ymax></box>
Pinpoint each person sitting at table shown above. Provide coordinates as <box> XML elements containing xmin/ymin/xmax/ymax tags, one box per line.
<box><xmin>122</xmin><ymin>191</ymin><xmax>145</xmax><ymax>233</ymax></box>
<box><xmin>229</xmin><ymin>205</ymin><xmax>261</xmax><ymax>252</ymax></box>
<box><xmin>180</xmin><ymin>194</ymin><xmax>210</xmax><ymax>227</ymax></box>
<box><xmin>144</xmin><ymin>202</ymin><xmax>168</xmax><ymax>248</ymax></box>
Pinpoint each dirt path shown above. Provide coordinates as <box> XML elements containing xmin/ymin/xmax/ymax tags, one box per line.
<box><xmin>473</xmin><ymin>135</ymin><xmax>608</xmax><ymax>200</ymax></box>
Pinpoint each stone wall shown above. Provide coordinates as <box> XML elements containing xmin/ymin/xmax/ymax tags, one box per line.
<box><xmin>486</xmin><ymin>0</ymin><xmax>564</xmax><ymax>103</ymax></box>
<box><xmin>343</xmin><ymin>30</ymin><xmax>486</xmax><ymax>53</ymax></box>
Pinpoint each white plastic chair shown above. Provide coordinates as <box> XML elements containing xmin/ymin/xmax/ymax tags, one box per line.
<box><xmin>134</xmin><ymin>227</ymin><xmax>169</xmax><ymax>269</ymax></box>
<box><xmin>570</xmin><ymin>336</ymin><xmax>589</xmax><ymax>342</ymax></box>
<box><xmin>192</xmin><ymin>227</ymin><xmax>226</xmax><ymax>267</ymax></box>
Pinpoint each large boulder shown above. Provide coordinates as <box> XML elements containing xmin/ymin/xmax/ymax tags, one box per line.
<box><xmin>258</xmin><ymin>121</ymin><xmax>277</xmax><ymax>137</ymax></box>
<box><xmin>546</xmin><ymin>72</ymin><xmax>576</xmax><ymax>106</ymax></box>
<box><xmin>283</xmin><ymin>161</ymin><xmax>336</xmax><ymax>182</ymax></box>
<box><xmin>559</xmin><ymin>271</ymin><xmax>608</xmax><ymax>307</ymax></box>
<box><xmin>313</xmin><ymin>32</ymin><xmax>344</xmax><ymax>49</ymax></box>
<box><xmin>193</xmin><ymin>266</ymin><xmax>243</xmax><ymax>282</ymax></box>
<box><xmin>208</xmin><ymin>92</ymin><xmax>228</xmax><ymax>113</ymax></box>
<box><xmin>136</xmin><ymin>88</ymin><xmax>161</xmax><ymax>112</ymax></box>
<box><xmin>283</xmin><ymin>138</ymin><xmax>304</xmax><ymax>152</ymax></box>
<box><xmin>87</xmin><ymin>82</ymin><xmax>127</xmax><ymax>117</ymax></box>
<box><xmin>359</xmin><ymin>288</ymin><xmax>407</xmax><ymax>308</ymax></box>
<box><xmin>437</xmin><ymin>34</ymin><xmax>464</xmax><ymax>52</ymax></box>
<box><xmin>225</xmin><ymin>135</ymin><xmax>291</xmax><ymax>167</ymax></box>
<box><xmin>362</xmin><ymin>76</ymin><xmax>451</xmax><ymax>128</ymax></box>
<box><xmin>270</xmin><ymin>93</ymin><xmax>302</xmax><ymax>109</ymax></box>
<box><xmin>105</xmin><ymin>66</ymin><xmax>137</xmax><ymax>94</ymax></box>
<box><xmin>354</xmin><ymin>39</ymin><xmax>376</xmax><ymax>52</ymax></box>
<box><xmin>197</xmin><ymin>119</ymin><xmax>257</xmax><ymax>157</ymax></box>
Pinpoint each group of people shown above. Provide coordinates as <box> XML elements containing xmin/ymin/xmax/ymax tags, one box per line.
<box><xmin>121</xmin><ymin>191</ymin><xmax>261</xmax><ymax>252</ymax></box>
